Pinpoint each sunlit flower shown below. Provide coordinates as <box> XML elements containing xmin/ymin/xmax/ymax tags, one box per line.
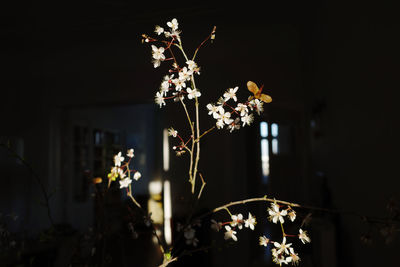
<box><xmin>244</xmin><ymin>212</ymin><xmax>257</xmax><ymax>230</ymax></box>
<box><xmin>272</xmin><ymin>250</ymin><xmax>289</xmax><ymax>266</ymax></box>
<box><xmin>224</xmin><ymin>225</ymin><xmax>237</xmax><ymax>241</ymax></box>
<box><xmin>223</xmin><ymin>86</ymin><xmax>238</xmax><ymax>102</ymax></box>
<box><xmin>249</xmin><ymin>98</ymin><xmax>264</xmax><ymax>115</ymax></box>
<box><xmin>168</xmin><ymin>127</ymin><xmax>178</xmax><ymax>137</ymax></box>
<box><xmin>167</xmin><ymin>18</ymin><xmax>179</xmax><ymax>31</ymax></box>
<box><xmin>286</xmin><ymin>247</ymin><xmax>301</xmax><ymax>265</ymax></box>
<box><xmin>235</xmin><ymin>103</ymin><xmax>249</xmax><ymax>116</ymax></box>
<box><xmin>268</xmin><ymin>202</ymin><xmax>287</xmax><ymax>224</ymax></box>
<box><xmin>151</xmin><ymin>45</ymin><xmax>165</xmax><ymax>61</ymax></box>
<box><xmin>274</xmin><ymin>237</ymin><xmax>292</xmax><ymax>255</ymax></box>
<box><xmin>179</xmin><ymin>67</ymin><xmax>193</xmax><ymax>81</ymax></box>
<box><xmin>133</xmin><ymin>171</ymin><xmax>141</xmax><ymax>181</ymax></box>
<box><xmin>127</xmin><ymin>149</ymin><xmax>134</xmax><ymax>158</ymax></box>
<box><xmin>114</xmin><ymin>152</ymin><xmax>125</xmax><ymax>167</ymax></box>
<box><xmin>231</xmin><ymin>213</ymin><xmax>244</xmax><ymax>229</ymax></box>
<box><xmin>119</xmin><ymin>178</ymin><xmax>132</xmax><ymax>189</ymax></box>
<box><xmin>155</xmin><ymin>91</ymin><xmax>166</xmax><ymax>107</ymax></box>
<box><xmin>215</xmin><ymin>109</ymin><xmax>233</xmax><ymax>126</ymax></box>
<box><xmin>186</xmin><ymin>60</ymin><xmax>197</xmax><ymax>71</ymax></box>
<box><xmin>287</xmin><ymin>208</ymin><xmax>296</xmax><ymax>222</ymax></box>
<box><xmin>241</xmin><ymin>113</ymin><xmax>254</xmax><ymax>127</ymax></box>
<box><xmin>259</xmin><ymin>235</ymin><xmax>269</xmax><ymax>247</ymax></box>
<box><xmin>187</xmin><ymin>88</ymin><xmax>201</xmax><ymax>99</ymax></box>
<box><xmin>118</xmin><ymin>168</ymin><xmax>126</xmax><ymax>179</ymax></box>
<box><xmin>154</xmin><ymin>25</ymin><xmax>164</xmax><ymax>35</ymax></box>
<box><xmin>172</xmin><ymin>78</ymin><xmax>186</xmax><ymax>91</ymax></box>
<box><xmin>206</xmin><ymin>103</ymin><xmax>223</xmax><ymax>119</ymax></box>
<box><xmin>298</xmin><ymin>229</ymin><xmax>311</xmax><ymax>244</ymax></box>
<box><xmin>210</xmin><ymin>219</ymin><xmax>222</xmax><ymax>232</ymax></box>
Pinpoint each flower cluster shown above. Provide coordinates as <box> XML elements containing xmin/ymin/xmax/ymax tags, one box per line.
<box><xmin>211</xmin><ymin>212</ymin><xmax>257</xmax><ymax>242</ymax></box>
<box><xmin>107</xmin><ymin>149</ymin><xmax>141</xmax><ymax>189</ymax></box>
<box><xmin>207</xmin><ymin>87</ymin><xmax>265</xmax><ymax>132</ymax></box>
<box><xmin>143</xmin><ymin>18</ymin><xmax>202</xmax><ymax>107</ymax></box>
<box><xmin>257</xmin><ymin>201</ymin><xmax>311</xmax><ymax>266</ymax></box>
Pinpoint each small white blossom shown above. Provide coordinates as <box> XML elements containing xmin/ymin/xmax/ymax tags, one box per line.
<box><xmin>186</xmin><ymin>60</ymin><xmax>198</xmax><ymax>71</ymax></box>
<box><xmin>249</xmin><ymin>98</ymin><xmax>264</xmax><ymax>115</ymax></box>
<box><xmin>241</xmin><ymin>113</ymin><xmax>254</xmax><ymax>127</ymax></box>
<box><xmin>230</xmin><ymin>213</ymin><xmax>244</xmax><ymax>229</ymax></box>
<box><xmin>227</xmin><ymin>118</ymin><xmax>241</xmax><ymax>132</ymax></box>
<box><xmin>224</xmin><ymin>225</ymin><xmax>237</xmax><ymax>241</ymax></box>
<box><xmin>274</xmin><ymin>237</ymin><xmax>292</xmax><ymax>255</ymax></box>
<box><xmin>179</xmin><ymin>67</ymin><xmax>193</xmax><ymax>81</ymax></box>
<box><xmin>119</xmin><ymin>178</ymin><xmax>132</xmax><ymax>189</ymax></box>
<box><xmin>259</xmin><ymin>235</ymin><xmax>269</xmax><ymax>247</ymax></box>
<box><xmin>223</xmin><ymin>87</ymin><xmax>238</xmax><ymax>102</ymax></box>
<box><xmin>154</xmin><ymin>25</ymin><xmax>164</xmax><ymax>35</ymax></box>
<box><xmin>155</xmin><ymin>91</ymin><xmax>166</xmax><ymax>107</ymax></box>
<box><xmin>215</xmin><ymin>109</ymin><xmax>233</xmax><ymax>126</ymax></box>
<box><xmin>187</xmin><ymin>88</ymin><xmax>201</xmax><ymax>99</ymax></box>
<box><xmin>286</xmin><ymin>247</ymin><xmax>301</xmax><ymax>265</ymax></box>
<box><xmin>167</xmin><ymin>18</ymin><xmax>179</xmax><ymax>31</ymax></box>
<box><xmin>244</xmin><ymin>212</ymin><xmax>256</xmax><ymax>230</ymax></box>
<box><xmin>268</xmin><ymin>202</ymin><xmax>287</xmax><ymax>224</ymax></box>
<box><xmin>127</xmin><ymin>149</ymin><xmax>134</xmax><ymax>158</ymax></box>
<box><xmin>151</xmin><ymin>45</ymin><xmax>165</xmax><ymax>61</ymax></box>
<box><xmin>206</xmin><ymin>103</ymin><xmax>223</xmax><ymax>119</ymax></box>
<box><xmin>288</xmin><ymin>208</ymin><xmax>296</xmax><ymax>222</ymax></box>
<box><xmin>114</xmin><ymin>152</ymin><xmax>124</xmax><ymax>167</ymax></box>
<box><xmin>235</xmin><ymin>103</ymin><xmax>249</xmax><ymax>116</ymax></box>
<box><xmin>298</xmin><ymin>229</ymin><xmax>311</xmax><ymax>244</ymax></box>
<box><xmin>118</xmin><ymin>168</ymin><xmax>126</xmax><ymax>179</ymax></box>
<box><xmin>172</xmin><ymin>78</ymin><xmax>186</xmax><ymax>91</ymax></box>
<box><xmin>167</xmin><ymin>128</ymin><xmax>178</xmax><ymax>137</ymax></box>
<box><xmin>133</xmin><ymin>171</ymin><xmax>141</xmax><ymax>181</ymax></box>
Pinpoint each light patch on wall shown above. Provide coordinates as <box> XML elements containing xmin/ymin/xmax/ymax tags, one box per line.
<box><xmin>163</xmin><ymin>128</ymin><xmax>170</xmax><ymax>172</ymax></box>
<box><xmin>163</xmin><ymin>180</ymin><xmax>172</xmax><ymax>245</ymax></box>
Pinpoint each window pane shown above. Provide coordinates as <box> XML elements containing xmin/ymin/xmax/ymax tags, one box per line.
<box><xmin>272</xmin><ymin>139</ymin><xmax>279</xmax><ymax>155</ymax></box>
<box><xmin>261</xmin><ymin>139</ymin><xmax>270</xmax><ymax>183</ymax></box>
<box><xmin>271</xmin><ymin>123</ymin><xmax>278</xmax><ymax>137</ymax></box>
<box><xmin>260</xmin><ymin>122</ymin><xmax>268</xmax><ymax>137</ymax></box>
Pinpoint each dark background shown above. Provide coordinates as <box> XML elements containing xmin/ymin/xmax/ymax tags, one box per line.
<box><xmin>1</xmin><ymin>1</ymin><xmax>400</xmax><ymax>266</ymax></box>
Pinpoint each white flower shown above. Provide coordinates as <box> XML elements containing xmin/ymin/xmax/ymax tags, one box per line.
<box><xmin>274</xmin><ymin>237</ymin><xmax>292</xmax><ymax>255</ymax></box>
<box><xmin>179</xmin><ymin>67</ymin><xmax>193</xmax><ymax>81</ymax></box>
<box><xmin>155</xmin><ymin>91</ymin><xmax>166</xmax><ymax>107</ymax></box>
<box><xmin>186</xmin><ymin>60</ymin><xmax>197</xmax><ymax>70</ymax></box>
<box><xmin>167</xmin><ymin>18</ymin><xmax>179</xmax><ymax>31</ymax></box>
<box><xmin>167</xmin><ymin>128</ymin><xmax>178</xmax><ymax>137</ymax></box>
<box><xmin>235</xmin><ymin>103</ymin><xmax>249</xmax><ymax>116</ymax></box>
<box><xmin>133</xmin><ymin>171</ymin><xmax>141</xmax><ymax>181</ymax></box>
<box><xmin>241</xmin><ymin>113</ymin><xmax>254</xmax><ymax>127</ymax></box>
<box><xmin>244</xmin><ymin>212</ymin><xmax>256</xmax><ymax>230</ymax></box>
<box><xmin>206</xmin><ymin>103</ymin><xmax>223</xmax><ymax>119</ymax></box>
<box><xmin>114</xmin><ymin>152</ymin><xmax>124</xmax><ymax>167</ymax></box>
<box><xmin>210</xmin><ymin>219</ymin><xmax>222</xmax><ymax>232</ymax></box>
<box><xmin>249</xmin><ymin>98</ymin><xmax>264</xmax><ymax>115</ymax></box>
<box><xmin>298</xmin><ymin>229</ymin><xmax>311</xmax><ymax>244</ymax></box>
<box><xmin>160</xmin><ymin>76</ymin><xmax>172</xmax><ymax>96</ymax></box>
<box><xmin>286</xmin><ymin>247</ymin><xmax>301</xmax><ymax>265</ymax></box>
<box><xmin>215</xmin><ymin>109</ymin><xmax>233</xmax><ymax>126</ymax></box>
<box><xmin>187</xmin><ymin>88</ymin><xmax>201</xmax><ymax>99</ymax></box>
<box><xmin>224</xmin><ymin>225</ymin><xmax>237</xmax><ymax>241</ymax></box>
<box><xmin>154</xmin><ymin>25</ymin><xmax>164</xmax><ymax>35</ymax></box>
<box><xmin>216</xmin><ymin>119</ymin><xmax>225</xmax><ymax>129</ymax></box>
<box><xmin>268</xmin><ymin>202</ymin><xmax>287</xmax><ymax>224</ymax></box>
<box><xmin>119</xmin><ymin>178</ymin><xmax>132</xmax><ymax>189</ymax></box>
<box><xmin>223</xmin><ymin>87</ymin><xmax>238</xmax><ymax>102</ymax></box>
<box><xmin>259</xmin><ymin>235</ymin><xmax>269</xmax><ymax>247</ymax></box>
<box><xmin>127</xmin><ymin>149</ymin><xmax>134</xmax><ymax>158</ymax></box>
<box><xmin>230</xmin><ymin>213</ymin><xmax>244</xmax><ymax>229</ymax></box>
<box><xmin>272</xmin><ymin>251</ymin><xmax>289</xmax><ymax>266</ymax></box>
<box><xmin>288</xmin><ymin>209</ymin><xmax>296</xmax><ymax>222</ymax></box>
<box><xmin>152</xmin><ymin>59</ymin><xmax>161</xmax><ymax>68</ymax></box>
<box><xmin>172</xmin><ymin>78</ymin><xmax>186</xmax><ymax>91</ymax></box>
<box><xmin>151</xmin><ymin>45</ymin><xmax>165</xmax><ymax>61</ymax></box>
